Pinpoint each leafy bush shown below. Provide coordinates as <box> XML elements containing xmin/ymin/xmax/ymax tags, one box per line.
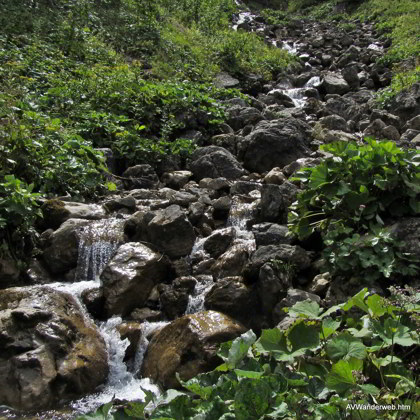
<box><xmin>288</xmin><ymin>140</ymin><xmax>420</xmax><ymax>281</ymax></box>
<box><xmin>77</xmin><ymin>288</ymin><xmax>420</xmax><ymax>419</ymax></box>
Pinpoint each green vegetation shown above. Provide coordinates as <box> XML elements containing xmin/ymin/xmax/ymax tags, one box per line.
<box><xmin>288</xmin><ymin>140</ymin><xmax>420</xmax><ymax>282</ymax></box>
<box><xmin>0</xmin><ymin>0</ymin><xmax>295</xmax><ymax>262</ymax></box>
<box><xmin>77</xmin><ymin>287</ymin><xmax>420</xmax><ymax>419</ymax></box>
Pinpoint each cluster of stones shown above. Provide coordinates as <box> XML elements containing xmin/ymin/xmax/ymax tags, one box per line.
<box><xmin>0</xmin><ymin>8</ymin><xmax>419</xmax><ymax>413</ymax></box>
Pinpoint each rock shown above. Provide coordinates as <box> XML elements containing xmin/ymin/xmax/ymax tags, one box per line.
<box><xmin>244</xmin><ymin>244</ymin><xmax>312</xmax><ymax>282</ymax></box>
<box><xmin>382</xmin><ymin>125</ymin><xmax>400</xmax><ymax>141</ymax></box>
<box><xmin>117</xmin><ymin>321</ymin><xmax>143</xmax><ymax>361</ymax></box>
<box><xmin>405</xmin><ymin>115</ymin><xmax>420</xmax><ymax>131</ymax></box>
<box><xmin>386</xmin><ymin>82</ymin><xmax>420</xmax><ymax>122</ymax></box>
<box><xmin>130</xmin><ymin>307</ymin><xmax>163</xmax><ymax>322</ymax></box>
<box><xmin>81</xmin><ymin>287</ymin><xmax>104</xmax><ymax>319</ymax></box>
<box><xmin>317</xmin><ymin>114</ymin><xmax>349</xmax><ymax>132</ymax></box>
<box><xmin>342</xmin><ymin>65</ymin><xmax>360</xmax><ymax>88</ymax></box>
<box><xmin>25</xmin><ymin>259</ymin><xmax>53</xmax><ymax>285</ymax></box>
<box><xmin>363</xmin><ymin>118</ymin><xmax>387</xmax><ymax>138</ymax></box>
<box><xmin>252</xmin><ymin>223</ymin><xmax>291</xmax><ymax>247</ymax></box>
<box><xmin>189</xmin><ymin>146</ymin><xmax>246</xmax><ymax>180</ymax></box>
<box><xmin>199</xmin><ymin>177</ymin><xmax>231</xmax><ymax>192</ymax></box>
<box><xmin>146</xmin><ymin>205</ymin><xmax>196</xmax><ymax>258</ymax></box>
<box><xmin>282</xmin><ymin>158</ymin><xmax>320</xmax><ymax>177</ymax></box>
<box><xmin>40</xmin><ymin>199</ymin><xmax>71</xmax><ymax>230</ymax></box>
<box><xmin>158</xmin><ymin>277</ymin><xmax>196</xmax><ymax>320</ymax></box>
<box><xmin>202</xmin><ymin>227</ymin><xmax>235</xmax><ymax>258</ymax></box>
<box><xmin>141</xmin><ymin>311</ymin><xmax>246</xmax><ymax>388</ymax></box>
<box><xmin>210</xmin><ymin>133</ymin><xmax>239</xmax><ymax>155</ymax></box>
<box><xmin>104</xmin><ymin>195</ymin><xmax>136</xmax><ymax>213</ymax></box>
<box><xmin>0</xmin><ymin>253</ymin><xmax>21</xmax><ymax>288</ymax></box>
<box><xmin>258</xmin><ymin>262</ymin><xmax>291</xmax><ymax>319</ymax></box>
<box><xmin>400</xmin><ymin>129</ymin><xmax>420</xmax><ymax>142</ymax></box>
<box><xmin>307</xmin><ymin>272</ymin><xmax>331</xmax><ymax>296</ymax></box>
<box><xmin>230</xmin><ymin>180</ymin><xmax>262</xmax><ymax>195</ymax></box>
<box><xmin>214</xmin><ymin>72</ymin><xmax>240</xmax><ymax>88</ymax></box>
<box><xmin>204</xmin><ymin>277</ymin><xmax>260</xmax><ymax>327</ymax></box>
<box><xmin>101</xmin><ymin>243</ymin><xmax>171</xmax><ymax>316</ymax></box>
<box><xmin>0</xmin><ymin>286</ymin><xmax>108</xmax><ymax>410</ymax></box>
<box><xmin>264</xmin><ymin>90</ymin><xmax>295</xmax><ymax>108</ymax></box>
<box><xmin>390</xmin><ymin>218</ymin><xmax>420</xmax><ymax>261</ymax></box>
<box><xmin>42</xmin><ymin>219</ymin><xmax>90</xmax><ymax>275</ymax></box>
<box><xmin>263</xmin><ymin>167</ymin><xmax>287</xmax><ymax>185</ymax></box>
<box><xmin>212</xmin><ymin>196</ymin><xmax>232</xmax><ymax>220</ymax></box>
<box><xmin>321</xmin><ymin>72</ymin><xmax>350</xmax><ymax>95</ymax></box>
<box><xmin>122</xmin><ymin>164</ymin><xmax>160</xmax><ymax>189</ymax></box>
<box><xmin>370</xmin><ymin>110</ymin><xmax>401</xmax><ymax>130</ymax></box>
<box><xmin>240</xmin><ymin>118</ymin><xmax>311</xmax><ymax>173</ymax></box>
<box><xmin>259</xmin><ymin>182</ymin><xmax>299</xmax><ymax>223</ymax></box>
<box><xmin>212</xmin><ymin>244</ymin><xmax>251</xmax><ymax>279</ymax></box>
<box><xmin>227</xmin><ymin>106</ymin><xmax>263</xmax><ymax>131</ymax></box>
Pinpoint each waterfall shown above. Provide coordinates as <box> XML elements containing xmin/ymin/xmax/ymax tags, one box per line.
<box><xmin>76</xmin><ymin>218</ymin><xmax>125</xmax><ymax>281</ymax></box>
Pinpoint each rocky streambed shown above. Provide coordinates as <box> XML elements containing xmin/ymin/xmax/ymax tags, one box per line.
<box><xmin>1</xmin><ymin>3</ymin><xmax>419</xmax><ymax>419</ymax></box>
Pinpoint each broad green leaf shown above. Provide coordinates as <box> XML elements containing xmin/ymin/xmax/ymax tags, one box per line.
<box><xmin>234</xmin><ymin>369</ymin><xmax>264</xmax><ymax>379</ymax></box>
<box><xmin>265</xmin><ymin>402</ymin><xmax>288</xmax><ymax>419</ymax></box>
<box><xmin>179</xmin><ymin>371</ymin><xmax>221</xmax><ymax>399</ymax></box>
<box><xmin>371</xmin><ymin>318</ymin><xmax>419</xmax><ymax>347</ymax></box>
<box><xmin>309</xmin><ymin>163</ymin><xmax>329</xmax><ymax>189</ymax></box>
<box><xmin>370</xmin><ymin>355</ymin><xmax>402</xmax><ymax>369</ymax></box>
<box><xmin>288</xmin><ymin>320</ymin><xmax>320</xmax><ymax>353</ymax></box>
<box><xmin>321</xmin><ymin>318</ymin><xmax>341</xmax><ymax>339</ymax></box>
<box><xmin>342</xmin><ymin>288</ymin><xmax>369</xmax><ymax>313</ymax></box>
<box><xmin>326</xmin><ymin>333</ymin><xmax>367</xmax><ymax>361</ymax></box>
<box><xmin>308</xmin><ymin>377</ymin><xmax>329</xmax><ymax>399</ymax></box>
<box><xmin>234</xmin><ymin>378</ymin><xmax>271</xmax><ymax>420</ymax></box>
<box><xmin>365</xmin><ymin>294</ymin><xmax>387</xmax><ymax>317</ymax></box>
<box><xmin>289</xmin><ymin>299</ymin><xmax>322</xmax><ymax>319</ymax></box>
<box><xmin>358</xmin><ymin>384</ymin><xmax>380</xmax><ymax>396</ymax></box>
<box><xmin>326</xmin><ymin>360</ymin><xmax>356</xmax><ymax>395</ymax></box>
<box><xmin>223</xmin><ymin>330</ymin><xmax>256</xmax><ymax>369</ymax></box>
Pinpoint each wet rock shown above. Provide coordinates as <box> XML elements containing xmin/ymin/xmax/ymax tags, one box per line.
<box><xmin>230</xmin><ymin>180</ymin><xmax>262</xmax><ymax>195</ymax></box>
<box><xmin>259</xmin><ymin>182</ymin><xmax>299</xmax><ymax>223</ymax></box>
<box><xmin>240</xmin><ymin>118</ymin><xmax>311</xmax><ymax>173</ymax></box>
<box><xmin>101</xmin><ymin>243</ymin><xmax>171</xmax><ymax>316</ymax></box>
<box><xmin>130</xmin><ymin>308</ymin><xmax>163</xmax><ymax>323</ymax></box>
<box><xmin>141</xmin><ymin>311</ymin><xmax>246</xmax><ymax>388</ymax></box>
<box><xmin>321</xmin><ymin>72</ymin><xmax>350</xmax><ymax>95</ymax></box>
<box><xmin>244</xmin><ymin>244</ymin><xmax>312</xmax><ymax>282</ymax></box>
<box><xmin>204</xmin><ymin>277</ymin><xmax>260</xmax><ymax>327</ymax></box>
<box><xmin>81</xmin><ymin>287</ymin><xmax>104</xmax><ymax>319</ymax></box>
<box><xmin>117</xmin><ymin>321</ymin><xmax>143</xmax><ymax>361</ymax></box>
<box><xmin>158</xmin><ymin>277</ymin><xmax>196</xmax><ymax>320</ymax></box>
<box><xmin>25</xmin><ymin>259</ymin><xmax>53</xmax><ymax>285</ymax></box>
<box><xmin>122</xmin><ymin>164</ymin><xmax>160</xmax><ymax>189</ymax></box>
<box><xmin>212</xmin><ymin>196</ymin><xmax>232</xmax><ymax>220</ymax></box>
<box><xmin>0</xmin><ymin>286</ymin><xmax>108</xmax><ymax>410</ymax></box>
<box><xmin>202</xmin><ymin>227</ymin><xmax>235</xmax><ymax>259</ymax></box>
<box><xmin>212</xmin><ymin>244</ymin><xmax>251</xmax><ymax>279</ymax></box>
<box><xmin>252</xmin><ymin>223</ymin><xmax>291</xmax><ymax>247</ymax></box>
<box><xmin>146</xmin><ymin>205</ymin><xmax>196</xmax><ymax>258</ymax></box>
<box><xmin>189</xmin><ymin>146</ymin><xmax>246</xmax><ymax>180</ymax></box>
<box><xmin>42</xmin><ymin>219</ymin><xmax>90</xmax><ymax>275</ymax></box>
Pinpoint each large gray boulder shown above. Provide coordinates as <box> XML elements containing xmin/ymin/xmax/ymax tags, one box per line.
<box><xmin>101</xmin><ymin>242</ymin><xmax>171</xmax><ymax>316</ymax></box>
<box><xmin>189</xmin><ymin>146</ymin><xmax>246</xmax><ymax>180</ymax></box>
<box><xmin>239</xmin><ymin>118</ymin><xmax>311</xmax><ymax>173</ymax></box>
<box><xmin>321</xmin><ymin>72</ymin><xmax>350</xmax><ymax>95</ymax></box>
<box><xmin>141</xmin><ymin>311</ymin><xmax>246</xmax><ymax>388</ymax></box>
<box><xmin>146</xmin><ymin>205</ymin><xmax>196</xmax><ymax>258</ymax></box>
<box><xmin>0</xmin><ymin>286</ymin><xmax>108</xmax><ymax>410</ymax></box>
<box><xmin>42</xmin><ymin>218</ymin><xmax>90</xmax><ymax>275</ymax></box>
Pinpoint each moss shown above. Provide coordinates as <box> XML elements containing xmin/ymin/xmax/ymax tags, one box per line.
<box><xmin>41</xmin><ymin>199</ymin><xmax>70</xmax><ymax>230</ymax></box>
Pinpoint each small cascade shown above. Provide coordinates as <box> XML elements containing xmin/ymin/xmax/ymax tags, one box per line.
<box><xmin>70</xmin><ymin>317</ymin><xmax>160</xmax><ymax>415</ymax></box>
<box><xmin>185</xmin><ymin>275</ymin><xmax>214</xmax><ymax>314</ymax></box>
<box><xmin>76</xmin><ymin>218</ymin><xmax>125</xmax><ymax>281</ymax></box>
<box><xmin>268</xmin><ymin>76</ymin><xmax>322</xmax><ymax>108</ymax></box>
<box><xmin>282</xmin><ymin>41</ymin><xmax>299</xmax><ymax>54</ymax></box>
<box><xmin>133</xmin><ymin>321</ymin><xmax>170</xmax><ymax>372</ymax></box>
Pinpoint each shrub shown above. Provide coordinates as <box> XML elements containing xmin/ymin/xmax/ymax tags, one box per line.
<box><xmin>288</xmin><ymin>139</ymin><xmax>420</xmax><ymax>281</ymax></box>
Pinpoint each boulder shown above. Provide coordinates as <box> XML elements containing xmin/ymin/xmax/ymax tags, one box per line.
<box><xmin>101</xmin><ymin>243</ymin><xmax>171</xmax><ymax>316</ymax></box>
<box><xmin>240</xmin><ymin>118</ymin><xmax>311</xmax><ymax>173</ymax></box>
<box><xmin>244</xmin><ymin>244</ymin><xmax>312</xmax><ymax>282</ymax></box>
<box><xmin>146</xmin><ymin>205</ymin><xmax>196</xmax><ymax>258</ymax></box>
<box><xmin>161</xmin><ymin>171</ymin><xmax>193</xmax><ymax>190</ymax></box>
<box><xmin>204</xmin><ymin>277</ymin><xmax>260</xmax><ymax>327</ymax></box>
<box><xmin>227</xmin><ymin>106</ymin><xmax>263</xmax><ymax>131</ymax></box>
<box><xmin>259</xmin><ymin>182</ymin><xmax>299</xmax><ymax>223</ymax></box>
<box><xmin>321</xmin><ymin>72</ymin><xmax>350</xmax><ymax>95</ymax></box>
<box><xmin>212</xmin><ymin>244</ymin><xmax>251</xmax><ymax>279</ymax></box>
<box><xmin>252</xmin><ymin>223</ymin><xmax>291</xmax><ymax>247</ymax></box>
<box><xmin>189</xmin><ymin>146</ymin><xmax>246</xmax><ymax>180</ymax></box>
<box><xmin>141</xmin><ymin>311</ymin><xmax>246</xmax><ymax>388</ymax></box>
<box><xmin>390</xmin><ymin>218</ymin><xmax>420</xmax><ymax>261</ymax></box>
<box><xmin>122</xmin><ymin>164</ymin><xmax>160</xmax><ymax>189</ymax></box>
<box><xmin>202</xmin><ymin>227</ymin><xmax>235</xmax><ymax>259</ymax></box>
<box><xmin>386</xmin><ymin>82</ymin><xmax>420</xmax><ymax>122</ymax></box>
<box><xmin>0</xmin><ymin>253</ymin><xmax>20</xmax><ymax>288</ymax></box>
<box><xmin>42</xmin><ymin>219</ymin><xmax>90</xmax><ymax>275</ymax></box>
<box><xmin>263</xmin><ymin>167</ymin><xmax>287</xmax><ymax>185</ymax></box>
<box><xmin>0</xmin><ymin>286</ymin><xmax>108</xmax><ymax>410</ymax></box>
